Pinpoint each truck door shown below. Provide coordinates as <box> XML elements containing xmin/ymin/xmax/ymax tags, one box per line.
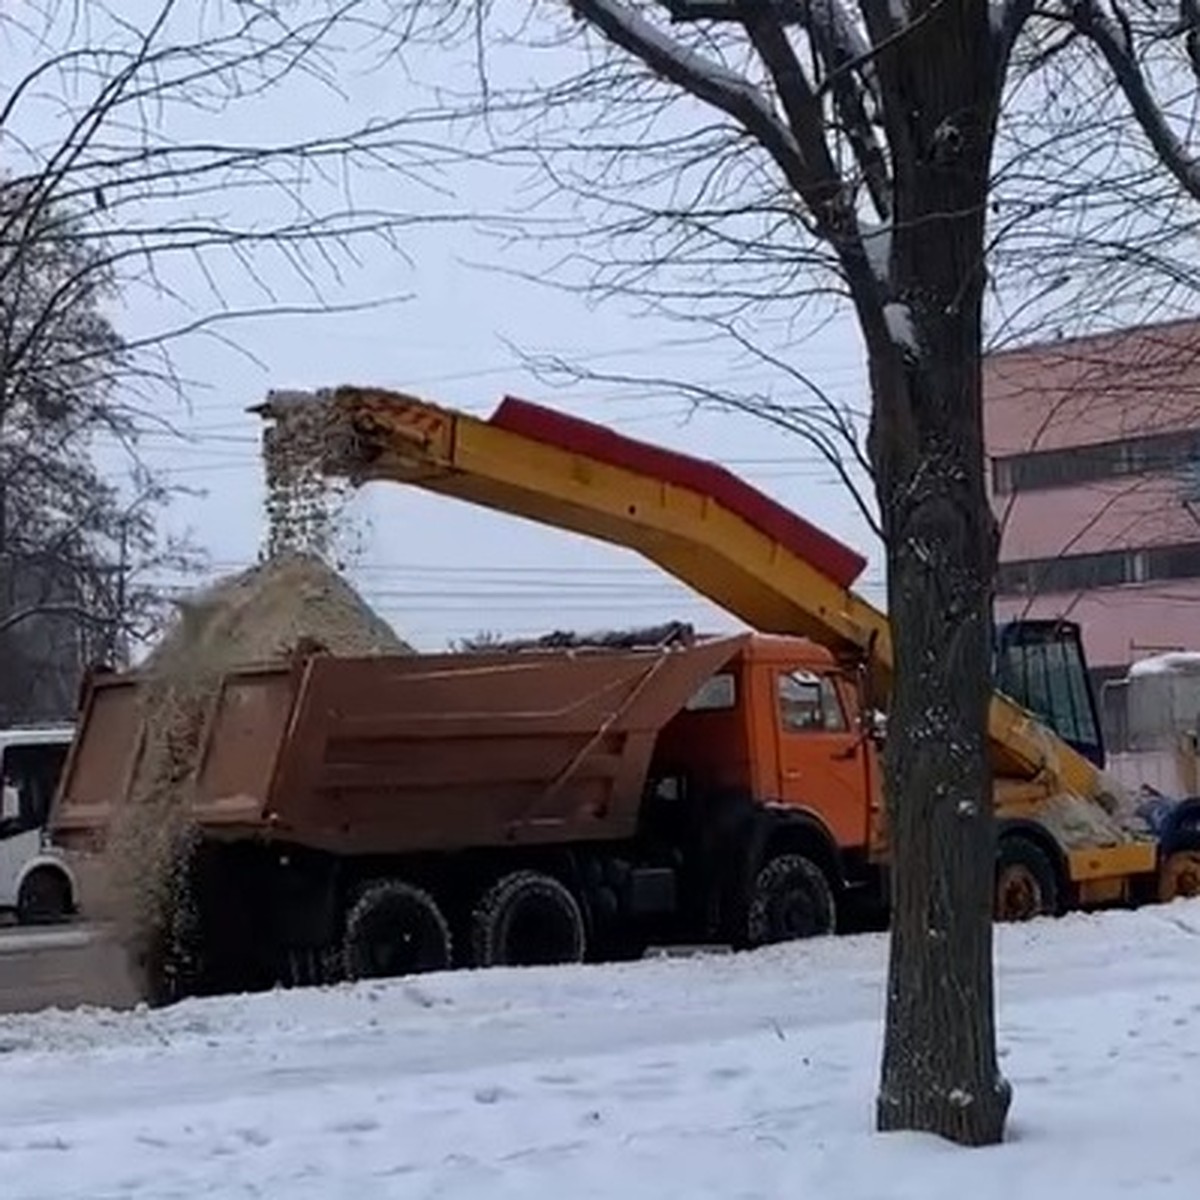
<box><xmin>772</xmin><ymin>669</ymin><xmax>871</xmax><ymax>850</ymax></box>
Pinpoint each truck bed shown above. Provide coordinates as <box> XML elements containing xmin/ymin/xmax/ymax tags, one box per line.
<box><xmin>52</xmin><ymin>638</ymin><xmax>744</xmax><ymax>854</ymax></box>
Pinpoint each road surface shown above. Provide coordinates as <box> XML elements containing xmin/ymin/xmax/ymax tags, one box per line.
<box><xmin>1</xmin><ymin>902</ymin><xmax>1198</xmax><ymax>1200</ymax></box>
<box><xmin>0</xmin><ymin>923</ymin><xmax>139</xmax><ymax>1014</ymax></box>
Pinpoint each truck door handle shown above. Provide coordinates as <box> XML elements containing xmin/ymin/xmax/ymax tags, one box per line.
<box><xmin>831</xmin><ymin>744</ymin><xmax>858</xmax><ymax>761</ymax></box>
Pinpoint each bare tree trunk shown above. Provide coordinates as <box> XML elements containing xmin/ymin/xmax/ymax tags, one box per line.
<box><xmin>868</xmin><ymin>0</ymin><xmax>1011</xmax><ymax>1147</ymax></box>
<box><xmin>872</xmin><ymin>347</ymin><xmax>1010</xmax><ymax>1145</ymax></box>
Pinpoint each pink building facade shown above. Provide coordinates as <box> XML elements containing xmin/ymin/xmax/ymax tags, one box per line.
<box><xmin>984</xmin><ymin>318</ymin><xmax>1200</xmax><ymax>688</ymax></box>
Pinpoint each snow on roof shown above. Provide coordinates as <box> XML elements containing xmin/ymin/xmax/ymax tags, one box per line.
<box><xmin>1128</xmin><ymin>652</ymin><xmax>1200</xmax><ymax>678</ymax></box>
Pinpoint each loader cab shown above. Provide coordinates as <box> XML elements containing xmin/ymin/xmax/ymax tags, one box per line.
<box><xmin>993</xmin><ymin>619</ymin><xmax>1105</xmax><ymax>769</ymax></box>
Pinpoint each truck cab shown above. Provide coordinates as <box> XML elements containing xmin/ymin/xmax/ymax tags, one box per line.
<box><xmin>652</xmin><ymin>624</ymin><xmax>1147</xmax><ymax>934</ymax></box>
<box><xmin>653</xmin><ymin>635</ymin><xmax>884</xmax><ymax>923</ymax></box>
<box><xmin>0</xmin><ymin>726</ymin><xmax>77</xmax><ymax>924</ymax></box>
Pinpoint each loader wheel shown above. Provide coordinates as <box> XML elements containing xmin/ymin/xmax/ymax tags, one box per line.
<box><xmin>343</xmin><ymin>880</ymin><xmax>453</xmax><ymax>981</ymax></box>
<box><xmin>746</xmin><ymin>854</ymin><xmax>836</xmax><ymax>947</ymax></box>
<box><xmin>16</xmin><ymin>868</ymin><xmax>72</xmax><ymax>926</ymax></box>
<box><xmin>471</xmin><ymin>871</ymin><xmax>587</xmax><ymax>968</ymax></box>
<box><xmin>995</xmin><ymin>836</ymin><xmax>1059</xmax><ymax>922</ymax></box>
<box><xmin>1159</xmin><ymin>846</ymin><xmax>1200</xmax><ymax>903</ymax></box>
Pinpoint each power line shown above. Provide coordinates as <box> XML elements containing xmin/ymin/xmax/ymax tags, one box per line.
<box><xmin>148</xmin><ymin>560</ymin><xmax>888</xmax><ymax>586</ymax></box>
<box><xmin>143</xmin><ymin>581</ymin><xmax>888</xmax><ymax>605</ymax></box>
<box><xmin>113</xmin><ymin>347</ymin><xmax>870</xmax><ymax>427</ymax></box>
<box><xmin>97</xmin><ymin>367</ymin><xmax>871</xmax><ymax>445</ymax></box>
<box><xmin>106</xmin><ymin>427</ymin><xmax>864</xmax><ymax>470</ymax></box>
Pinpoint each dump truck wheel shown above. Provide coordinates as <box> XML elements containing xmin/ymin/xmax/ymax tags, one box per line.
<box><xmin>343</xmin><ymin>880</ymin><xmax>453</xmax><ymax>980</ymax></box>
<box><xmin>1159</xmin><ymin>846</ymin><xmax>1200</xmax><ymax>903</ymax></box>
<box><xmin>995</xmin><ymin>836</ymin><xmax>1059</xmax><ymax>922</ymax></box>
<box><xmin>16</xmin><ymin>868</ymin><xmax>72</xmax><ymax>926</ymax></box>
<box><xmin>746</xmin><ymin>854</ymin><xmax>836</xmax><ymax>946</ymax></box>
<box><xmin>471</xmin><ymin>871</ymin><xmax>587</xmax><ymax>968</ymax></box>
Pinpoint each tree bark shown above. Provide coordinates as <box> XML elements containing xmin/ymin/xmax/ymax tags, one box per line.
<box><xmin>867</xmin><ymin>0</ymin><xmax>1012</xmax><ymax>1147</ymax></box>
<box><xmin>871</xmin><ymin>350</ymin><xmax>1011</xmax><ymax>1146</ymax></box>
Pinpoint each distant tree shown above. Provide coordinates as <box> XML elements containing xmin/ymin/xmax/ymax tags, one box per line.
<box><xmin>452</xmin><ymin>630</ymin><xmax>509</xmax><ymax>652</ymax></box>
<box><xmin>0</xmin><ymin>184</ymin><xmax>196</xmax><ymax>719</ymax></box>
<box><xmin>0</xmin><ymin>1</ymin><xmax>463</xmax><ymax>396</ymax></box>
<box><xmin>0</xmin><ymin>0</ymin><xmax>466</xmax><ymax>714</ymax></box>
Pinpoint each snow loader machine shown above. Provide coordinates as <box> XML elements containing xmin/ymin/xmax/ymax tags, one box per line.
<box><xmin>50</xmin><ymin>388</ymin><xmax>1200</xmax><ymax>999</ymax></box>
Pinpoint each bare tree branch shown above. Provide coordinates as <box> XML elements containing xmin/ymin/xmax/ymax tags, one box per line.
<box><xmin>1067</xmin><ymin>0</ymin><xmax>1200</xmax><ymax>203</ymax></box>
<box><xmin>567</xmin><ymin>0</ymin><xmax>813</xmax><ymax>191</ymax></box>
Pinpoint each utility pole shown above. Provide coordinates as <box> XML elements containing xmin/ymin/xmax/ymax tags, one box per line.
<box><xmin>114</xmin><ymin>517</ymin><xmax>130</xmax><ymax>668</ymax></box>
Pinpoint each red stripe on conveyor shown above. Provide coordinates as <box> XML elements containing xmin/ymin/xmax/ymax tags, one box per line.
<box><xmin>490</xmin><ymin>396</ymin><xmax>867</xmax><ymax>589</ymax></box>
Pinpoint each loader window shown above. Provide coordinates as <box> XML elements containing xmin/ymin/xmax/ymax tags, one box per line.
<box><xmin>778</xmin><ymin>672</ymin><xmax>847</xmax><ymax>733</ymax></box>
<box><xmin>995</xmin><ymin>622</ymin><xmax>1102</xmax><ymax>762</ymax></box>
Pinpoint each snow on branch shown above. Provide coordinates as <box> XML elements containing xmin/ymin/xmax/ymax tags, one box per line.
<box><xmin>883</xmin><ymin>300</ymin><xmax>917</xmax><ymax>353</ymax></box>
<box><xmin>808</xmin><ymin>0</ymin><xmax>879</xmax><ymax>84</ymax></box>
<box><xmin>737</xmin><ymin>14</ymin><xmax>865</xmax><ymax>245</ymax></box>
<box><xmin>801</xmin><ymin>0</ymin><xmax>891</xmax><ymax>219</ymax></box>
<box><xmin>1069</xmin><ymin>0</ymin><xmax>1200</xmax><ymax>202</ymax></box>
<box><xmin>861</xmin><ymin>221</ymin><xmax>892</xmax><ymax>283</ymax></box>
<box><xmin>987</xmin><ymin>0</ymin><xmax>1040</xmax><ymax>62</ymax></box>
<box><xmin>570</xmin><ymin>2</ymin><xmax>884</xmax><ymax>293</ymax></box>
<box><xmin>568</xmin><ymin>0</ymin><xmax>803</xmax><ymax>170</ymax></box>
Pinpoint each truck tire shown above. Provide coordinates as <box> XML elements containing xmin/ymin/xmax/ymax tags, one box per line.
<box><xmin>343</xmin><ymin>880</ymin><xmax>453</xmax><ymax>980</ymax></box>
<box><xmin>995</xmin><ymin>836</ymin><xmax>1059</xmax><ymax>921</ymax></box>
<box><xmin>746</xmin><ymin>854</ymin><xmax>836</xmax><ymax>946</ymax></box>
<box><xmin>471</xmin><ymin>871</ymin><xmax>587</xmax><ymax>968</ymax></box>
<box><xmin>16</xmin><ymin>868</ymin><xmax>72</xmax><ymax>926</ymax></box>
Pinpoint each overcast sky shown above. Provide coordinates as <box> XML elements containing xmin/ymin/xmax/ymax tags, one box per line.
<box><xmin>14</xmin><ymin>4</ymin><xmax>883</xmax><ymax>652</ymax></box>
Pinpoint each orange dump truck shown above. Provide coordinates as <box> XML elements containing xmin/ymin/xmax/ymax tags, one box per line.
<box><xmin>55</xmin><ymin>629</ymin><xmax>898</xmax><ymax>994</ymax></box>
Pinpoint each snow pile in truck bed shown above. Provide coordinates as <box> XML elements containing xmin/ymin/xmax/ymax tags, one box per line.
<box><xmin>1035</xmin><ymin>789</ymin><xmax>1153</xmax><ymax>848</ymax></box>
<box><xmin>0</xmin><ymin>901</ymin><xmax>1197</xmax><ymax>1199</ymax></box>
<box><xmin>106</xmin><ymin>553</ymin><xmax>410</xmax><ymax>1002</ymax></box>
<box><xmin>141</xmin><ymin>551</ymin><xmax>409</xmax><ymax>670</ymax></box>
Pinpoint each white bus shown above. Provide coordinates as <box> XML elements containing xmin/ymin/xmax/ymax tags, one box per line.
<box><xmin>0</xmin><ymin>725</ymin><xmax>77</xmax><ymax>924</ymax></box>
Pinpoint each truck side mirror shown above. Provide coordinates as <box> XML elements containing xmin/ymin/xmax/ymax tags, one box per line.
<box><xmin>863</xmin><ymin>709</ymin><xmax>887</xmax><ymax>744</ymax></box>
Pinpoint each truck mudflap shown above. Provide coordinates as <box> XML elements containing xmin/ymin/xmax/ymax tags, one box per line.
<box><xmin>51</xmin><ymin>636</ymin><xmax>748</xmax><ymax>855</ymax></box>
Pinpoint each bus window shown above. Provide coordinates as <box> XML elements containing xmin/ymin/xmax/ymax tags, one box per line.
<box><xmin>0</xmin><ymin>742</ymin><xmax>69</xmax><ymax>832</ymax></box>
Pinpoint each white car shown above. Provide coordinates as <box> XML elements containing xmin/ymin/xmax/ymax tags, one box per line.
<box><xmin>0</xmin><ymin>725</ymin><xmax>77</xmax><ymax>924</ymax></box>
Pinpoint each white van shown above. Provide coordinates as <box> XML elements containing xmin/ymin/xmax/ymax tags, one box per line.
<box><xmin>0</xmin><ymin>726</ymin><xmax>77</xmax><ymax>924</ymax></box>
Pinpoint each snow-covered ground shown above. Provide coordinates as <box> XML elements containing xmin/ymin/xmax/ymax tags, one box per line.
<box><xmin>2</xmin><ymin>903</ymin><xmax>1199</xmax><ymax>1199</ymax></box>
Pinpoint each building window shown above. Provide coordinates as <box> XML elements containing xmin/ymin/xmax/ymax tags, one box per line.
<box><xmin>996</xmin><ymin>549</ymin><xmax>1134</xmax><ymax>595</ymax></box>
<box><xmin>991</xmin><ymin>428</ymin><xmax>1200</xmax><ymax>495</ymax></box>
<box><xmin>996</xmin><ymin>540</ymin><xmax>1200</xmax><ymax>596</ymax></box>
<box><xmin>1145</xmin><ymin>544</ymin><xmax>1200</xmax><ymax>580</ymax></box>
